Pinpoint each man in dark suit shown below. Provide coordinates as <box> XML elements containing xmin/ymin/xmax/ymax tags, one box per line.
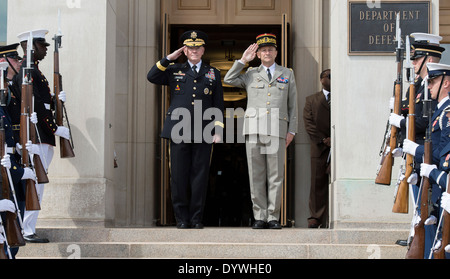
<box><xmin>303</xmin><ymin>69</ymin><xmax>330</xmax><ymax>228</ymax></box>
<box><xmin>147</xmin><ymin>30</ymin><xmax>224</xmax><ymax>229</ymax></box>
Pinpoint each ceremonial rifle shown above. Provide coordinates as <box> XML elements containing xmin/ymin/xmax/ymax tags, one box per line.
<box><xmin>53</xmin><ymin>11</ymin><xmax>75</xmax><ymax>158</ymax></box>
<box><xmin>393</xmin><ymin>36</ymin><xmax>413</xmax><ymax>214</ymax></box>
<box><xmin>376</xmin><ymin>13</ymin><xmax>403</xmax><ymax>185</ymax></box>
<box><xmin>21</xmin><ymin>33</ymin><xmax>40</xmax><ymax>211</ymax></box>
<box><xmin>431</xmin><ymin>173</ymin><xmax>450</xmax><ymax>258</ymax></box>
<box><xmin>0</xmin><ymin>119</ymin><xmax>25</xmax><ymax>248</ymax></box>
<box><xmin>406</xmin><ymin>79</ymin><xmax>431</xmax><ymax>259</ymax></box>
<box><xmin>0</xmin><ymin>217</ymin><xmax>10</xmax><ymax>259</ymax></box>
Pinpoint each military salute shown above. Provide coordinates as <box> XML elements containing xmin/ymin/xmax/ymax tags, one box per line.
<box><xmin>147</xmin><ymin>30</ymin><xmax>224</xmax><ymax>229</ymax></box>
<box><xmin>224</xmin><ymin>34</ymin><xmax>298</xmax><ymax>230</ymax></box>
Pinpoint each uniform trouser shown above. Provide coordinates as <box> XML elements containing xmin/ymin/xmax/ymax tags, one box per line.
<box><xmin>245</xmin><ymin>135</ymin><xmax>285</xmax><ymax>222</ymax></box>
<box><xmin>170</xmin><ymin>141</ymin><xmax>212</xmax><ymax>225</ymax></box>
<box><xmin>411</xmin><ymin>182</ymin><xmax>444</xmax><ymax>258</ymax></box>
<box><xmin>23</xmin><ymin>144</ymin><xmax>53</xmax><ymax>236</ymax></box>
<box><xmin>309</xmin><ymin>149</ymin><xmax>330</xmax><ymax>225</ymax></box>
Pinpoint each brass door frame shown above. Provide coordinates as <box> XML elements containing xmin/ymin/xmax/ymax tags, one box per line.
<box><xmin>159</xmin><ymin>13</ymin><xmax>173</xmax><ymax>226</ymax></box>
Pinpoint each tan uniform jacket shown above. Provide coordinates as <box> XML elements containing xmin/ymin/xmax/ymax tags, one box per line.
<box><xmin>224</xmin><ymin>61</ymin><xmax>298</xmax><ymax>138</ymax></box>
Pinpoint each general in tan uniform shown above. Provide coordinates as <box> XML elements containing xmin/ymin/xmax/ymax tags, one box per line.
<box><xmin>224</xmin><ymin>34</ymin><xmax>298</xmax><ymax>229</ymax></box>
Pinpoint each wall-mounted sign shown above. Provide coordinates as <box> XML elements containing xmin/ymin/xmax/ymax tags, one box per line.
<box><xmin>348</xmin><ymin>0</ymin><xmax>431</xmax><ymax>55</ymax></box>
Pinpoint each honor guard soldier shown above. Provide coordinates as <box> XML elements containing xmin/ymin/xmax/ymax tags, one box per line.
<box><xmin>147</xmin><ymin>30</ymin><xmax>224</xmax><ymax>229</ymax></box>
<box><xmin>14</xmin><ymin>29</ymin><xmax>70</xmax><ymax>243</ymax></box>
<box><xmin>403</xmin><ymin>63</ymin><xmax>450</xmax><ymax>258</ymax></box>
<box><xmin>0</xmin><ymin>62</ymin><xmax>38</xmax><ymax>258</ymax></box>
<box><xmin>389</xmin><ymin>33</ymin><xmax>446</xmax><ymax>247</ymax></box>
<box><xmin>390</xmin><ymin>33</ymin><xmax>445</xmax><ymax>183</ymax></box>
<box><xmin>390</xmin><ymin>33</ymin><xmax>444</xmax><ymax>148</ymax></box>
<box><xmin>224</xmin><ymin>34</ymin><xmax>298</xmax><ymax>229</ymax></box>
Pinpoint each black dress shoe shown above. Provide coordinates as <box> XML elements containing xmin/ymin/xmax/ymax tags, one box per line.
<box><xmin>24</xmin><ymin>234</ymin><xmax>49</xmax><ymax>243</ymax></box>
<box><xmin>176</xmin><ymin>223</ymin><xmax>190</xmax><ymax>229</ymax></box>
<box><xmin>395</xmin><ymin>239</ymin><xmax>408</xmax><ymax>246</ymax></box>
<box><xmin>307</xmin><ymin>218</ymin><xmax>321</xmax><ymax>228</ymax></box>
<box><xmin>268</xmin><ymin>220</ymin><xmax>282</xmax><ymax>229</ymax></box>
<box><xmin>252</xmin><ymin>220</ymin><xmax>267</xmax><ymax>229</ymax></box>
<box><xmin>191</xmin><ymin>223</ymin><xmax>204</xmax><ymax>229</ymax></box>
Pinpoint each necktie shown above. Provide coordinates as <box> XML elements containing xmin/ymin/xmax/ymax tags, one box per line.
<box><xmin>328</xmin><ymin>93</ymin><xmax>331</xmax><ymax>106</ymax></box>
<box><xmin>192</xmin><ymin>65</ymin><xmax>198</xmax><ymax>76</ymax></box>
<box><xmin>267</xmin><ymin>68</ymin><xmax>272</xmax><ymax>82</ymax></box>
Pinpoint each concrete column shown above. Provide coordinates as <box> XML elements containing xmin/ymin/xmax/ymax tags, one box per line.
<box><xmin>291</xmin><ymin>0</ymin><xmax>329</xmax><ymax>227</ymax></box>
<box><xmin>114</xmin><ymin>0</ymin><xmax>160</xmax><ymax>227</ymax></box>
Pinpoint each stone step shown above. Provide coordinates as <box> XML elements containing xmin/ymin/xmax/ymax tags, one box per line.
<box><xmin>15</xmin><ymin>227</ymin><xmax>410</xmax><ymax>259</ymax></box>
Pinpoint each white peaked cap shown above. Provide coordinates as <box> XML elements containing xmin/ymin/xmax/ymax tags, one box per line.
<box><xmin>17</xmin><ymin>29</ymin><xmax>49</xmax><ymax>43</ymax></box>
<box><xmin>0</xmin><ymin>62</ymin><xmax>9</xmax><ymax>70</ymax></box>
<box><xmin>410</xmin><ymin>33</ymin><xmax>443</xmax><ymax>45</ymax></box>
<box><xmin>427</xmin><ymin>62</ymin><xmax>450</xmax><ymax>72</ymax></box>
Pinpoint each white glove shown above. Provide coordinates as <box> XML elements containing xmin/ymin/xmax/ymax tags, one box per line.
<box><xmin>1</xmin><ymin>154</ymin><xmax>10</xmax><ymax>169</ymax></box>
<box><xmin>420</xmin><ymin>163</ymin><xmax>437</xmax><ymax>178</ymax></box>
<box><xmin>389</xmin><ymin>97</ymin><xmax>395</xmax><ymax>110</ymax></box>
<box><xmin>441</xmin><ymin>192</ymin><xmax>450</xmax><ymax>214</ymax></box>
<box><xmin>425</xmin><ymin>215</ymin><xmax>437</xmax><ymax>226</ymax></box>
<box><xmin>392</xmin><ymin>148</ymin><xmax>403</xmax><ymax>158</ymax></box>
<box><xmin>21</xmin><ymin>167</ymin><xmax>35</xmax><ymax>181</ymax></box>
<box><xmin>413</xmin><ymin>215</ymin><xmax>421</xmax><ymax>226</ymax></box>
<box><xmin>30</xmin><ymin>112</ymin><xmax>38</xmax><ymax>124</ymax></box>
<box><xmin>0</xmin><ymin>199</ymin><xmax>15</xmax><ymax>213</ymax></box>
<box><xmin>55</xmin><ymin>126</ymin><xmax>70</xmax><ymax>140</ymax></box>
<box><xmin>58</xmin><ymin>91</ymin><xmax>66</xmax><ymax>103</ymax></box>
<box><xmin>403</xmin><ymin>139</ymin><xmax>419</xmax><ymax>156</ymax></box>
<box><xmin>445</xmin><ymin>244</ymin><xmax>450</xmax><ymax>253</ymax></box>
<box><xmin>26</xmin><ymin>140</ymin><xmax>40</xmax><ymax>156</ymax></box>
<box><xmin>407</xmin><ymin>173</ymin><xmax>418</xmax><ymax>185</ymax></box>
<box><xmin>389</xmin><ymin>113</ymin><xmax>404</xmax><ymax>128</ymax></box>
<box><xmin>434</xmin><ymin>240</ymin><xmax>442</xmax><ymax>251</ymax></box>
<box><xmin>15</xmin><ymin>142</ymin><xmax>22</xmax><ymax>156</ymax></box>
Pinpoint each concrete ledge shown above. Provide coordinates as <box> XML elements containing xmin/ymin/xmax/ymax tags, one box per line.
<box><xmin>17</xmin><ymin>242</ymin><xmax>407</xmax><ymax>259</ymax></box>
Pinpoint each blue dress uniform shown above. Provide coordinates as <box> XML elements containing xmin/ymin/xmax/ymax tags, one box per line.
<box><xmin>399</xmin><ymin>34</ymin><xmax>444</xmax><ymax>205</ymax></box>
<box><xmin>147</xmin><ymin>30</ymin><xmax>224</xmax><ymax>228</ymax></box>
<box><xmin>0</xmin><ymin>62</ymin><xmax>26</xmax><ymax>259</ymax></box>
<box><xmin>426</xmin><ymin>114</ymin><xmax>450</xmax><ymax>259</ymax></box>
<box><xmin>411</xmin><ymin>62</ymin><xmax>450</xmax><ymax>259</ymax></box>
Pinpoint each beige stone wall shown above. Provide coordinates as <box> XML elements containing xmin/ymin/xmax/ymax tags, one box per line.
<box><xmin>7</xmin><ymin>0</ymin><xmax>117</xmax><ymax>223</ymax></box>
<box><xmin>330</xmin><ymin>0</ymin><xmax>440</xmax><ymax>227</ymax></box>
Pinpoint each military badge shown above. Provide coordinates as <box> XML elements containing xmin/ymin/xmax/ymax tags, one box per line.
<box><xmin>204</xmin><ymin>88</ymin><xmax>210</xmax><ymax>95</ymax></box>
<box><xmin>416</xmin><ymin>93</ymin><xmax>422</xmax><ymax>103</ymax></box>
<box><xmin>175</xmin><ymin>85</ymin><xmax>181</xmax><ymax>91</ymax></box>
<box><xmin>445</xmin><ymin>154</ymin><xmax>450</xmax><ymax>168</ymax></box>
<box><xmin>205</xmin><ymin>69</ymin><xmax>216</xmax><ymax>81</ymax></box>
<box><xmin>277</xmin><ymin>77</ymin><xmax>289</xmax><ymax>84</ymax></box>
<box><xmin>432</xmin><ymin>117</ymin><xmax>439</xmax><ymax>132</ymax></box>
